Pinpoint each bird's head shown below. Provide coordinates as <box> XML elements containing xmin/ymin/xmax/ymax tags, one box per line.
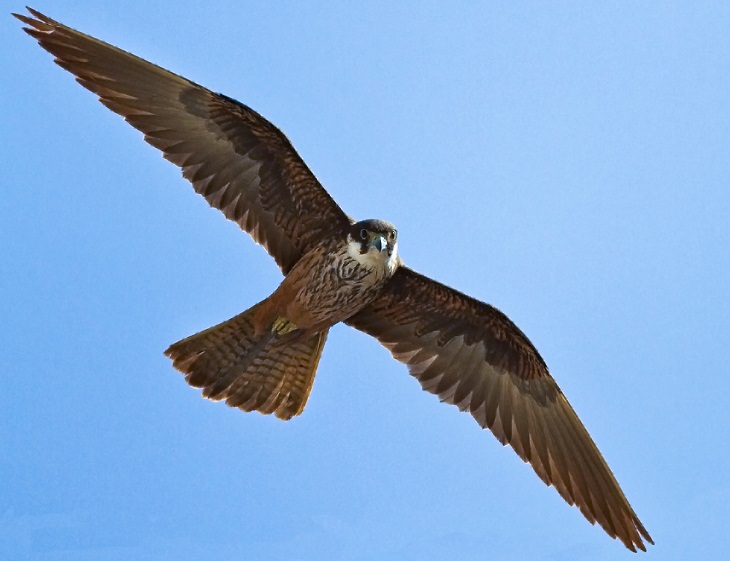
<box><xmin>347</xmin><ymin>219</ymin><xmax>399</xmax><ymax>273</ymax></box>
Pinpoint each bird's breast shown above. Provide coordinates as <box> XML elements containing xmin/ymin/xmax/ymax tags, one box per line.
<box><xmin>291</xmin><ymin>245</ymin><xmax>392</xmax><ymax>327</ymax></box>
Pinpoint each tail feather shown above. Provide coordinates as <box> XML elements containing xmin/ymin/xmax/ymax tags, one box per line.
<box><xmin>165</xmin><ymin>305</ymin><xmax>328</xmax><ymax>420</ymax></box>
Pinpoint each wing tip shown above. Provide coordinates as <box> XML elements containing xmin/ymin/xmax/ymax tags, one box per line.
<box><xmin>13</xmin><ymin>7</ymin><xmax>62</xmax><ymax>46</ymax></box>
<box><xmin>12</xmin><ymin>6</ymin><xmax>52</xmax><ymax>28</ymax></box>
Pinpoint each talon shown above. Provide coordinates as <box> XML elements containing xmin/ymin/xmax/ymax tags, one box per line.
<box><xmin>272</xmin><ymin>317</ymin><xmax>298</xmax><ymax>336</ymax></box>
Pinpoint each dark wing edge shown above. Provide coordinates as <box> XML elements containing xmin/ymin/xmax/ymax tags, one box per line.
<box><xmin>14</xmin><ymin>7</ymin><xmax>351</xmax><ymax>273</ymax></box>
<box><xmin>346</xmin><ymin>266</ymin><xmax>653</xmax><ymax>551</ymax></box>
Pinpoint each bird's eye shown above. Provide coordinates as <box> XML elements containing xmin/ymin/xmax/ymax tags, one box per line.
<box><xmin>360</xmin><ymin>229</ymin><xmax>368</xmax><ymax>240</ymax></box>
<box><xmin>391</xmin><ymin>230</ymin><xmax>397</xmax><ymax>240</ymax></box>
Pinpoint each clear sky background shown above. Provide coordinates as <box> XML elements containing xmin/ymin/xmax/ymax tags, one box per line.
<box><xmin>2</xmin><ymin>2</ymin><xmax>729</xmax><ymax>560</ymax></box>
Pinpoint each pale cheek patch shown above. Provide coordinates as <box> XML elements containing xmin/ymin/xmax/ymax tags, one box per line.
<box><xmin>387</xmin><ymin>243</ymin><xmax>399</xmax><ymax>273</ymax></box>
<box><xmin>347</xmin><ymin>240</ymin><xmax>380</xmax><ymax>269</ymax></box>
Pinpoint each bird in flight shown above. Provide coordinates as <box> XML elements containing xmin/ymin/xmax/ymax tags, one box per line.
<box><xmin>15</xmin><ymin>7</ymin><xmax>652</xmax><ymax>551</ymax></box>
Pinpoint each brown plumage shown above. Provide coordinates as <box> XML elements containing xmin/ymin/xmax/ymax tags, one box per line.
<box><xmin>166</xmin><ymin>303</ymin><xmax>328</xmax><ymax>419</ymax></box>
<box><xmin>15</xmin><ymin>7</ymin><xmax>653</xmax><ymax>551</ymax></box>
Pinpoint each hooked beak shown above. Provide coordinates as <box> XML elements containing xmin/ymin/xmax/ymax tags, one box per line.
<box><xmin>370</xmin><ymin>234</ymin><xmax>388</xmax><ymax>253</ymax></box>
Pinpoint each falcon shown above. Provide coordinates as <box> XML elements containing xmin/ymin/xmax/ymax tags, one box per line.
<box><xmin>15</xmin><ymin>7</ymin><xmax>653</xmax><ymax>551</ymax></box>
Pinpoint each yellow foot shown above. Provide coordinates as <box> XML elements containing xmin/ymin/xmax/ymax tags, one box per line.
<box><xmin>272</xmin><ymin>317</ymin><xmax>298</xmax><ymax>336</ymax></box>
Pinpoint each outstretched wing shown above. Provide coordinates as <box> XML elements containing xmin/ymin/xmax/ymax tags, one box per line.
<box><xmin>15</xmin><ymin>8</ymin><xmax>351</xmax><ymax>274</ymax></box>
<box><xmin>347</xmin><ymin>267</ymin><xmax>653</xmax><ymax>552</ymax></box>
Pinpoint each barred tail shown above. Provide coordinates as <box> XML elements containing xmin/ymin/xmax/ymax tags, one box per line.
<box><xmin>165</xmin><ymin>305</ymin><xmax>328</xmax><ymax>420</ymax></box>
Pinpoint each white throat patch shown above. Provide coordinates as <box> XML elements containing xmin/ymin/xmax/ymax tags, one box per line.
<box><xmin>347</xmin><ymin>235</ymin><xmax>398</xmax><ymax>275</ymax></box>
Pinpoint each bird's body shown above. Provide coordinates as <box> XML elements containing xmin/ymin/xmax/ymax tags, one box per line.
<box><xmin>257</xmin><ymin>219</ymin><xmax>399</xmax><ymax>339</ymax></box>
<box><xmin>167</xmin><ymin>219</ymin><xmax>400</xmax><ymax>419</ymax></box>
<box><xmin>15</xmin><ymin>7</ymin><xmax>653</xmax><ymax>551</ymax></box>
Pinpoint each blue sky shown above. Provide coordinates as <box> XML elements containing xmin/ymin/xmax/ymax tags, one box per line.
<box><xmin>3</xmin><ymin>1</ymin><xmax>729</xmax><ymax>559</ymax></box>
